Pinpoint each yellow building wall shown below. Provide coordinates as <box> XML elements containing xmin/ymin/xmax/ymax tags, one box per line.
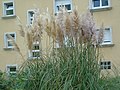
<box><xmin>0</xmin><ymin>0</ymin><xmax>120</xmax><ymax>73</ymax></box>
<box><xmin>92</xmin><ymin>0</ymin><xmax>120</xmax><ymax>72</ymax></box>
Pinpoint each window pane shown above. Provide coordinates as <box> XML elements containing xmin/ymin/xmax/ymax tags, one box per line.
<box><xmin>5</xmin><ymin>3</ymin><xmax>13</xmax><ymax>9</ymax></box>
<box><xmin>108</xmin><ymin>66</ymin><xmax>111</xmax><ymax>69</ymax></box>
<box><xmin>104</xmin><ymin>62</ymin><xmax>106</xmax><ymax>65</ymax></box>
<box><xmin>108</xmin><ymin>61</ymin><xmax>111</xmax><ymax>65</ymax></box>
<box><xmin>65</xmin><ymin>4</ymin><xmax>71</xmax><ymax>10</ymax></box>
<box><xmin>32</xmin><ymin>52</ymin><xmax>40</xmax><ymax>57</ymax></box>
<box><xmin>57</xmin><ymin>6</ymin><xmax>60</xmax><ymax>11</ymax></box>
<box><xmin>35</xmin><ymin>46</ymin><xmax>39</xmax><ymax>50</ymax></box>
<box><xmin>6</xmin><ymin>34</ymin><xmax>15</xmax><ymax>39</ymax></box>
<box><xmin>102</xmin><ymin>0</ymin><xmax>108</xmax><ymax>6</ymax></box>
<box><xmin>33</xmin><ymin>45</ymin><xmax>39</xmax><ymax>50</ymax></box>
<box><xmin>100</xmin><ymin>62</ymin><xmax>103</xmax><ymax>65</ymax></box>
<box><xmin>10</xmin><ymin>67</ymin><xmax>16</xmax><ymax>72</ymax></box>
<box><xmin>103</xmin><ymin>29</ymin><xmax>111</xmax><ymax>42</ymax></box>
<box><xmin>8</xmin><ymin>41</ymin><xmax>13</xmax><ymax>46</ymax></box>
<box><xmin>104</xmin><ymin>66</ymin><xmax>107</xmax><ymax>69</ymax></box>
<box><xmin>6</xmin><ymin>10</ymin><xmax>13</xmax><ymax>15</ymax></box>
<box><xmin>10</xmin><ymin>34</ymin><xmax>15</xmax><ymax>38</ymax></box>
<box><xmin>30</xmin><ymin>19</ymin><xmax>33</xmax><ymax>24</ymax></box>
<box><xmin>93</xmin><ymin>0</ymin><xmax>100</xmax><ymax>7</ymax></box>
<box><xmin>30</xmin><ymin>12</ymin><xmax>34</xmax><ymax>17</ymax></box>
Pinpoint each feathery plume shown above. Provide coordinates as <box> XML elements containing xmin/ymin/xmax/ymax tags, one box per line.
<box><xmin>71</xmin><ymin>8</ymin><xmax>81</xmax><ymax>44</ymax></box>
<box><xmin>65</xmin><ymin>12</ymin><xmax>71</xmax><ymax>36</ymax></box>
<box><xmin>71</xmin><ymin>8</ymin><xmax>80</xmax><ymax>33</ymax></box>
<box><xmin>16</xmin><ymin>16</ymin><xmax>25</xmax><ymax>37</ymax></box>
<box><xmin>26</xmin><ymin>31</ymin><xmax>33</xmax><ymax>51</ymax></box>
<box><xmin>45</xmin><ymin>19</ymin><xmax>51</xmax><ymax>36</ymax></box>
<box><xmin>80</xmin><ymin>10</ymin><xmax>96</xmax><ymax>43</ymax></box>
<box><xmin>6</xmin><ymin>34</ymin><xmax>25</xmax><ymax>61</ymax></box>
<box><xmin>97</xmin><ymin>23</ymin><xmax>104</xmax><ymax>44</ymax></box>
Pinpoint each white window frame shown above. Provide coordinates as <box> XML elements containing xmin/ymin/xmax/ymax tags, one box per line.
<box><xmin>55</xmin><ymin>37</ymin><xmax>68</xmax><ymax>48</ymax></box>
<box><xmin>2</xmin><ymin>0</ymin><xmax>15</xmax><ymax>17</ymax></box>
<box><xmin>27</xmin><ymin>10</ymin><xmax>35</xmax><ymax>25</ymax></box>
<box><xmin>55</xmin><ymin>36</ymin><xmax>75</xmax><ymax>48</ymax></box>
<box><xmin>96</xmin><ymin>27</ymin><xmax>112</xmax><ymax>45</ymax></box>
<box><xmin>54</xmin><ymin>0</ymin><xmax>72</xmax><ymax>14</ymax></box>
<box><xmin>28</xmin><ymin>42</ymin><xmax>40</xmax><ymax>59</ymax></box>
<box><xmin>102</xmin><ymin>27</ymin><xmax>112</xmax><ymax>45</ymax></box>
<box><xmin>100</xmin><ymin>61</ymin><xmax>111</xmax><ymax>69</ymax></box>
<box><xmin>90</xmin><ymin>0</ymin><xmax>111</xmax><ymax>10</ymax></box>
<box><xmin>6</xmin><ymin>64</ymin><xmax>18</xmax><ymax>75</ymax></box>
<box><xmin>4</xmin><ymin>32</ymin><xmax>16</xmax><ymax>49</ymax></box>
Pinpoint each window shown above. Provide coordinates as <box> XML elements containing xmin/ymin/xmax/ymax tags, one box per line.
<box><xmin>100</xmin><ymin>61</ymin><xmax>111</xmax><ymax>69</ymax></box>
<box><xmin>4</xmin><ymin>32</ymin><xmax>16</xmax><ymax>48</ymax></box>
<box><xmin>6</xmin><ymin>64</ymin><xmax>17</xmax><ymax>75</ymax></box>
<box><xmin>55</xmin><ymin>36</ymin><xmax>75</xmax><ymax>48</ymax></box>
<box><xmin>54</xmin><ymin>0</ymin><xmax>72</xmax><ymax>13</ymax></box>
<box><xmin>27</xmin><ymin>10</ymin><xmax>35</xmax><ymax>25</ymax></box>
<box><xmin>97</xmin><ymin>27</ymin><xmax>112</xmax><ymax>45</ymax></box>
<box><xmin>3</xmin><ymin>1</ymin><xmax>15</xmax><ymax>17</ymax></box>
<box><xmin>29</xmin><ymin>42</ymin><xmax>40</xmax><ymax>59</ymax></box>
<box><xmin>103</xmin><ymin>28</ymin><xmax>112</xmax><ymax>44</ymax></box>
<box><xmin>91</xmin><ymin>0</ymin><xmax>110</xmax><ymax>9</ymax></box>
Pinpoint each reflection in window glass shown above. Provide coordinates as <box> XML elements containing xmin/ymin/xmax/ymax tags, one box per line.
<box><xmin>93</xmin><ymin>0</ymin><xmax>100</xmax><ymax>7</ymax></box>
<box><xmin>102</xmin><ymin>0</ymin><xmax>108</xmax><ymax>6</ymax></box>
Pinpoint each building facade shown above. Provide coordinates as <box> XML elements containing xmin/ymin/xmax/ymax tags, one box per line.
<box><xmin>0</xmin><ymin>0</ymin><xmax>120</xmax><ymax>74</ymax></box>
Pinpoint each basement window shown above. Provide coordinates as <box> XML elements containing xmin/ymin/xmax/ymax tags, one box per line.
<box><xmin>100</xmin><ymin>61</ymin><xmax>111</xmax><ymax>69</ymax></box>
<box><xmin>6</xmin><ymin>64</ymin><xmax>17</xmax><ymax>75</ymax></box>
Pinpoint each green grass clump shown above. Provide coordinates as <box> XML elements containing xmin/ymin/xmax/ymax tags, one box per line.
<box><xmin>15</xmin><ymin>41</ymin><xmax>103</xmax><ymax>90</ymax></box>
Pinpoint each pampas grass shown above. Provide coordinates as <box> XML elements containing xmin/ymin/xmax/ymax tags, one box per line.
<box><xmin>26</xmin><ymin>31</ymin><xmax>33</xmax><ymax>51</ymax></box>
<box><xmin>8</xmin><ymin>7</ymin><xmax>115</xmax><ymax>90</ymax></box>
<box><xmin>16</xmin><ymin>16</ymin><xmax>25</xmax><ymax>37</ymax></box>
<box><xmin>14</xmin><ymin>8</ymin><xmax>104</xmax><ymax>90</ymax></box>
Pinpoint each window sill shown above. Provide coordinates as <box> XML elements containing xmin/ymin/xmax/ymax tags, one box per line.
<box><xmin>100</xmin><ymin>43</ymin><xmax>114</xmax><ymax>47</ymax></box>
<box><xmin>90</xmin><ymin>7</ymin><xmax>112</xmax><ymax>12</ymax></box>
<box><xmin>28</xmin><ymin>57</ymin><xmax>40</xmax><ymax>60</ymax></box>
<box><xmin>9</xmin><ymin>72</ymin><xmax>17</xmax><ymax>74</ymax></box>
<box><xmin>2</xmin><ymin>15</ymin><xmax>16</xmax><ymax>19</ymax></box>
<box><xmin>55</xmin><ymin>10</ymin><xmax>72</xmax><ymax>15</ymax></box>
<box><xmin>3</xmin><ymin>47</ymin><xmax>14</xmax><ymax>50</ymax></box>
